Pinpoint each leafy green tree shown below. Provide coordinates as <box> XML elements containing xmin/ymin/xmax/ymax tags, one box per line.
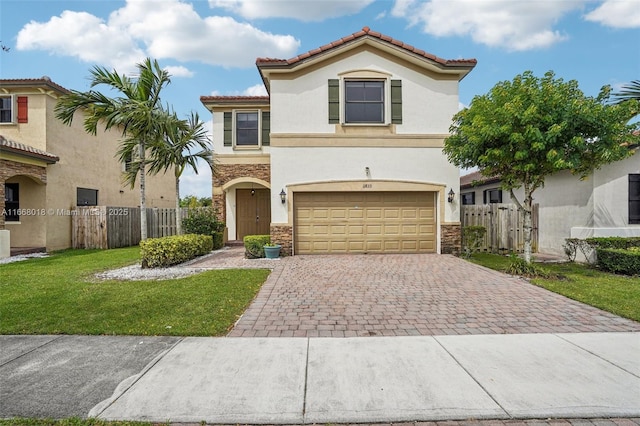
<box><xmin>124</xmin><ymin>112</ymin><xmax>213</xmax><ymax>235</ymax></box>
<box><xmin>613</xmin><ymin>80</ymin><xmax>640</xmax><ymax>104</ymax></box>
<box><xmin>55</xmin><ymin>58</ymin><xmax>174</xmax><ymax>240</ymax></box>
<box><xmin>445</xmin><ymin>71</ymin><xmax>639</xmax><ymax>262</ymax></box>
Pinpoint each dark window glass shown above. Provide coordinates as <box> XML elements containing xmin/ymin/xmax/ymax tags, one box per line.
<box><xmin>630</xmin><ymin>174</ymin><xmax>640</xmax><ymax>224</ymax></box>
<box><xmin>77</xmin><ymin>188</ymin><xmax>98</xmax><ymax>206</ymax></box>
<box><xmin>345</xmin><ymin>81</ymin><xmax>384</xmax><ymax>123</ymax></box>
<box><xmin>484</xmin><ymin>188</ymin><xmax>502</xmax><ymax>204</ymax></box>
<box><xmin>0</xmin><ymin>97</ymin><xmax>12</xmax><ymax>123</ymax></box>
<box><xmin>462</xmin><ymin>192</ymin><xmax>475</xmax><ymax>205</ymax></box>
<box><xmin>236</xmin><ymin>112</ymin><xmax>259</xmax><ymax>146</ymax></box>
<box><xmin>4</xmin><ymin>183</ymin><xmax>19</xmax><ymax>221</ymax></box>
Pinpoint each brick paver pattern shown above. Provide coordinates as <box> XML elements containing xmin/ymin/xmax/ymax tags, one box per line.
<box><xmin>191</xmin><ymin>248</ymin><xmax>640</xmax><ymax>338</ymax></box>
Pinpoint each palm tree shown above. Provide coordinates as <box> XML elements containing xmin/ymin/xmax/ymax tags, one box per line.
<box><xmin>123</xmin><ymin>112</ymin><xmax>213</xmax><ymax>235</ymax></box>
<box><xmin>613</xmin><ymin>80</ymin><xmax>640</xmax><ymax>104</ymax></box>
<box><xmin>55</xmin><ymin>58</ymin><xmax>172</xmax><ymax>240</ymax></box>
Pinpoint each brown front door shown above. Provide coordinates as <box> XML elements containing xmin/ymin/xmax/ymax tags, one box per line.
<box><xmin>236</xmin><ymin>188</ymin><xmax>271</xmax><ymax>239</ymax></box>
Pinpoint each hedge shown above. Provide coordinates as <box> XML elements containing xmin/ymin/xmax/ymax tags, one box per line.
<box><xmin>596</xmin><ymin>247</ymin><xmax>640</xmax><ymax>276</ymax></box>
<box><xmin>244</xmin><ymin>235</ymin><xmax>270</xmax><ymax>259</ymax></box>
<box><xmin>182</xmin><ymin>208</ymin><xmax>225</xmax><ymax>250</ymax></box>
<box><xmin>585</xmin><ymin>237</ymin><xmax>640</xmax><ymax>250</ymax></box>
<box><xmin>140</xmin><ymin>234</ymin><xmax>213</xmax><ymax>268</ymax></box>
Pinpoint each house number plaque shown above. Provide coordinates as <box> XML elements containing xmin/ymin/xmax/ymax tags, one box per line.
<box><xmin>362</xmin><ymin>184</ymin><xmax>372</xmax><ymax>189</ymax></box>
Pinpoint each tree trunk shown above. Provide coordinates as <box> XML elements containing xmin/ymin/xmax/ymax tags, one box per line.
<box><xmin>139</xmin><ymin>139</ymin><xmax>147</xmax><ymax>241</ymax></box>
<box><xmin>523</xmin><ymin>188</ymin><xmax>533</xmax><ymax>263</ymax></box>
<box><xmin>510</xmin><ymin>186</ymin><xmax>533</xmax><ymax>263</ymax></box>
<box><xmin>175</xmin><ymin>167</ymin><xmax>181</xmax><ymax>235</ymax></box>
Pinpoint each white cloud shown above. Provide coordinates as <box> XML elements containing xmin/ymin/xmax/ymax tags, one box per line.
<box><xmin>16</xmin><ymin>0</ymin><xmax>300</xmax><ymax>72</ymax></box>
<box><xmin>209</xmin><ymin>0</ymin><xmax>374</xmax><ymax>21</ymax></box>
<box><xmin>165</xmin><ymin>65</ymin><xmax>195</xmax><ymax>78</ymax></box>
<box><xmin>16</xmin><ymin>10</ymin><xmax>144</xmax><ymax>73</ymax></box>
<box><xmin>242</xmin><ymin>83</ymin><xmax>268</xmax><ymax>96</ymax></box>
<box><xmin>584</xmin><ymin>0</ymin><xmax>640</xmax><ymax>28</ymax></box>
<box><xmin>392</xmin><ymin>0</ymin><xmax>587</xmax><ymax>51</ymax></box>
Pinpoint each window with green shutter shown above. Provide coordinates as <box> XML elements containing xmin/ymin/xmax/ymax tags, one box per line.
<box><xmin>328</xmin><ymin>79</ymin><xmax>339</xmax><ymax>123</ymax></box>
<box><xmin>391</xmin><ymin>80</ymin><xmax>402</xmax><ymax>124</ymax></box>
<box><xmin>223</xmin><ymin>112</ymin><xmax>232</xmax><ymax>146</ymax></box>
<box><xmin>262</xmin><ymin>111</ymin><xmax>270</xmax><ymax>146</ymax></box>
<box><xmin>328</xmin><ymin>78</ymin><xmax>402</xmax><ymax>125</ymax></box>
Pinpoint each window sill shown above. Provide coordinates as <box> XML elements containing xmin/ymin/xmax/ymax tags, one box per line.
<box><xmin>233</xmin><ymin>145</ymin><xmax>262</xmax><ymax>151</ymax></box>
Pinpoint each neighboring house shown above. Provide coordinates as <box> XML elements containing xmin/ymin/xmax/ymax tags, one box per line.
<box><xmin>201</xmin><ymin>27</ymin><xmax>477</xmax><ymax>255</ymax></box>
<box><xmin>460</xmin><ymin>151</ymin><xmax>640</xmax><ymax>256</ymax></box>
<box><xmin>0</xmin><ymin>77</ymin><xmax>175</xmax><ymax>253</ymax></box>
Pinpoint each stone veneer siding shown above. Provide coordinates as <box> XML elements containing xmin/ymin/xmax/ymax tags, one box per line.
<box><xmin>0</xmin><ymin>159</ymin><xmax>47</xmax><ymax>229</ymax></box>
<box><xmin>270</xmin><ymin>224</ymin><xmax>292</xmax><ymax>256</ymax></box>
<box><xmin>441</xmin><ymin>223</ymin><xmax>461</xmax><ymax>255</ymax></box>
<box><xmin>212</xmin><ymin>163</ymin><xmax>271</xmax><ymax>223</ymax></box>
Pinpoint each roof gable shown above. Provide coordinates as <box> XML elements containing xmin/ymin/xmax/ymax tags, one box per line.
<box><xmin>257</xmin><ymin>26</ymin><xmax>476</xmax><ymax>91</ymax></box>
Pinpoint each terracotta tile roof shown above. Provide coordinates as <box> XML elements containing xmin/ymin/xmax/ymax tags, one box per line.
<box><xmin>0</xmin><ymin>77</ymin><xmax>69</xmax><ymax>94</ymax></box>
<box><xmin>200</xmin><ymin>95</ymin><xmax>270</xmax><ymax>103</ymax></box>
<box><xmin>460</xmin><ymin>170</ymin><xmax>501</xmax><ymax>189</ymax></box>
<box><xmin>0</xmin><ymin>135</ymin><xmax>59</xmax><ymax>163</ymax></box>
<box><xmin>256</xmin><ymin>26</ymin><xmax>477</xmax><ymax>68</ymax></box>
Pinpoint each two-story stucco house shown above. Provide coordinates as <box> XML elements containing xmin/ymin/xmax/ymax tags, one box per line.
<box><xmin>0</xmin><ymin>77</ymin><xmax>175</xmax><ymax>253</ymax></box>
<box><xmin>201</xmin><ymin>27</ymin><xmax>476</xmax><ymax>255</ymax></box>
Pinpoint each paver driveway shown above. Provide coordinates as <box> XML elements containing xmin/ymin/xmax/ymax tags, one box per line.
<box><xmin>192</xmin><ymin>248</ymin><xmax>640</xmax><ymax>337</ymax></box>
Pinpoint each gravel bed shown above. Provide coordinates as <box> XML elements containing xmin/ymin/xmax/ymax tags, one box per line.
<box><xmin>95</xmin><ymin>264</ymin><xmax>205</xmax><ymax>281</ymax></box>
<box><xmin>0</xmin><ymin>253</ymin><xmax>49</xmax><ymax>264</ymax></box>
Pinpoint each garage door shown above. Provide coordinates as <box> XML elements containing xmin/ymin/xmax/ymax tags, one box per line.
<box><xmin>294</xmin><ymin>191</ymin><xmax>436</xmax><ymax>254</ymax></box>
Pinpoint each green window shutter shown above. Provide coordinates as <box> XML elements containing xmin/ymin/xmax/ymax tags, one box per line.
<box><xmin>261</xmin><ymin>111</ymin><xmax>270</xmax><ymax>146</ymax></box>
<box><xmin>328</xmin><ymin>79</ymin><xmax>339</xmax><ymax>124</ymax></box>
<box><xmin>391</xmin><ymin>80</ymin><xmax>402</xmax><ymax>124</ymax></box>
<box><xmin>223</xmin><ymin>112</ymin><xmax>232</xmax><ymax>146</ymax></box>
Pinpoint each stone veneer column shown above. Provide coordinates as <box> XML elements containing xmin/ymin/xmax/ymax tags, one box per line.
<box><xmin>270</xmin><ymin>224</ymin><xmax>292</xmax><ymax>256</ymax></box>
<box><xmin>441</xmin><ymin>223</ymin><xmax>461</xmax><ymax>255</ymax></box>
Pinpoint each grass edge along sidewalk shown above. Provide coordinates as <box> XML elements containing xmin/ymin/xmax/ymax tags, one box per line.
<box><xmin>0</xmin><ymin>247</ymin><xmax>269</xmax><ymax>336</ymax></box>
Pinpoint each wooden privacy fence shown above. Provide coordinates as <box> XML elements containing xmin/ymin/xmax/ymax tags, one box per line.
<box><xmin>72</xmin><ymin>206</ymin><xmax>194</xmax><ymax>249</ymax></box>
<box><xmin>461</xmin><ymin>203</ymin><xmax>538</xmax><ymax>254</ymax></box>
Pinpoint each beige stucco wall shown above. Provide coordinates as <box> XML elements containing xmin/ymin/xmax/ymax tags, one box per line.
<box><xmin>1</xmin><ymin>87</ymin><xmax>175</xmax><ymax>251</ymax></box>
<box><xmin>462</xmin><ymin>154</ymin><xmax>640</xmax><ymax>256</ymax></box>
<box><xmin>4</xmin><ymin>175</ymin><xmax>46</xmax><ymax>247</ymax></box>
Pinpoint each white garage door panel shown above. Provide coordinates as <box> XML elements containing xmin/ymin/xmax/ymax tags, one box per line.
<box><xmin>294</xmin><ymin>191</ymin><xmax>436</xmax><ymax>254</ymax></box>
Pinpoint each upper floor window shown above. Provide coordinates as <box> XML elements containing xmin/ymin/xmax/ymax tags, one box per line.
<box><xmin>483</xmin><ymin>188</ymin><xmax>502</xmax><ymax>204</ymax></box>
<box><xmin>328</xmin><ymin>77</ymin><xmax>402</xmax><ymax>125</ymax></box>
<box><xmin>461</xmin><ymin>192</ymin><xmax>475</xmax><ymax>205</ymax></box>
<box><xmin>0</xmin><ymin>96</ymin><xmax>12</xmax><ymax>123</ymax></box>
<box><xmin>77</xmin><ymin>188</ymin><xmax>98</xmax><ymax>206</ymax></box>
<box><xmin>0</xmin><ymin>95</ymin><xmax>27</xmax><ymax>124</ymax></box>
<box><xmin>344</xmin><ymin>81</ymin><xmax>384</xmax><ymax>124</ymax></box>
<box><xmin>236</xmin><ymin>112</ymin><xmax>259</xmax><ymax>146</ymax></box>
<box><xmin>223</xmin><ymin>110</ymin><xmax>270</xmax><ymax>149</ymax></box>
<box><xmin>630</xmin><ymin>174</ymin><xmax>640</xmax><ymax>224</ymax></box>
<box><xmin>3</xmin><ymin>183</ymin><xmax>19</xmax><ymax>221</ymax></box>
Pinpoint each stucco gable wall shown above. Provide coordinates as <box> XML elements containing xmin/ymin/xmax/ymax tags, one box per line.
<box><xmin>269</xmin><ymin>49</ymin><xmax>459</xmax><ymax>135</ymax></box>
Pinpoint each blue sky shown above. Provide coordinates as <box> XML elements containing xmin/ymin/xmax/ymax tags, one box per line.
<box><xmin>1</xmin><ymin>0</ymin><xmax>639</xmax><ymax>198</ymax></box>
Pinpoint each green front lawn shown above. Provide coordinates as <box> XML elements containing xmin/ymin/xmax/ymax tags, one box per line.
<box><xmin>0</xmin><ymin>248</ymin><xmax>269</xmax><ymax>336</ymax></box>
<box><xmin>469</xmin><ymin>253</ymin><xmax>640</xmax><ymax>322</ymax></box>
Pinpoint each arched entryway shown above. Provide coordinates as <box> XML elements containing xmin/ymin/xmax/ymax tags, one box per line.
<box><xmin>222</xmin><ymin>178</ymin><xmax>271</xmax><ymax>240</ymax></box>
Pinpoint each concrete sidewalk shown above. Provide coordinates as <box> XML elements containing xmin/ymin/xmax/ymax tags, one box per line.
<box><xmin>4</xmin><ymin>333</ymin><xmax>636</xmax><ymax>424</ymax></box>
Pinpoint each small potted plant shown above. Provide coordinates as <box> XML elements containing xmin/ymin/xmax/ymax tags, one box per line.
<box><xmin>263</xmin><ymin>242</ymin><xmax>282</xmax><ymax>259</ymax></box>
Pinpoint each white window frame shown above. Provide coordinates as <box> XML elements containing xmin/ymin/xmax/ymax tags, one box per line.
<box><xmin>0</xmin><ymin>94</ymin><xmax>15</xmax><ymax>124</ymax></box>
<box><xmin>233</xmin><ymin>109</ymin><xmax>262</xmax><ymax>150</ymax></box>
<box><xmin>339</xmin><ymin>70</ymin><xmax>392</xmax><ymax>126</ymax></box>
